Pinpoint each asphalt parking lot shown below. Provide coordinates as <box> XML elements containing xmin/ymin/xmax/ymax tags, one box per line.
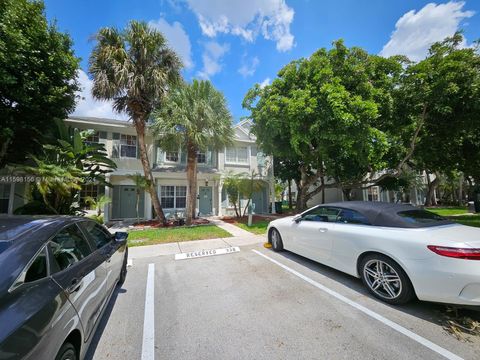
<box><xmin>86</xmin><ymin>242</ymin><xmax>480</xmax><ymax>360</ymax></box>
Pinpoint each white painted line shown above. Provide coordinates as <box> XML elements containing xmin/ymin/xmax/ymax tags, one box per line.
<box><xmin>141</xmin><ymin>263</ymin><xmax>155</xmax><ymax>360</ymax></box>
<box><xmin>252</xmin><ymin>250</ymin><xmax>463</xmax><ymax>360</ymax></box>
<box><xmin>175</xmin><ymin>246</ymin><xmax>240</xmax><ymax>260</ymax></box>
<box><xmin>127</xmin><ymin>259</ymin><xmax>133</xmax><ymax>267</ymax></box>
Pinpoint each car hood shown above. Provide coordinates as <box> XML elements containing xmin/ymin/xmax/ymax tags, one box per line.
<box><xmin>270</xmin><ymin>216</ymin><xmax>295</xmax><ymax>226</ymax></box>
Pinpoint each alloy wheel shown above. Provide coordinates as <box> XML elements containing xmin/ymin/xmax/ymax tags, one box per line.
<box><xmin>363</xmin><ymin>259</ymin><xmax>402</xmax><ymax>300</ymax></box>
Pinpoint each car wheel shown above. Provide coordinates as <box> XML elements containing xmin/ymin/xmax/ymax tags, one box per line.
<box><xmin>117</xmin><ymin>249</ymin><xmax>128</xmax><ymax>286</ymax></box>
<box><xmin>270</xmin><ymin>228</ymin><xmax>284</xmax><ymax>252</ymax></box>
<box><xmin>55</xmin><ymin>342</ymin><xmax>77</xmax><ymax>360</ymax></box>
<box><xmin>360</xmin><ymin>254</ymin><xmax>415</xmax><ymax>305</ymax></box>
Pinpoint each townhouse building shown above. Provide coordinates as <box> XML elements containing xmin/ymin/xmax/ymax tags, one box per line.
<box><xmin>0</xmin><ymin>116</ymin><xmax>274</xmax><ymax>221</ymax></box>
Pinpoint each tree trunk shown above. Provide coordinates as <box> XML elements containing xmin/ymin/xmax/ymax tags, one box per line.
<box><xmin>134</xmin><ymin>119</ymin><xmax>166</xmax><ymax>225</ymax></box>
<box><xmin>185</xmin><ymin>141</ymin><xmax>198</xmax><ymax>225</ymax></box>
<box><xmin>136</xmin><ymin>192</ymin><xmax>140</xmax><ymax>224</ymax></box>
<box><xmin>288</xmin><ymin>179</ymin><xmax>292</xmax><ymax>210</ymax></box>
<box><xmin>424</xmin><ymin>172</ymin><xmax>439</xmax><ymax>206</ymax></box>
<box><xmin>321</xmin><ymin>176</ymin><xmax>325</xmax><ymax>204</ymax></box>
<box><xmin>295</xmin><ymin>181</ymin><xmax>309</xmax><ymax>212</ymax></box>
<box><xmin>458</xmin><ymin>173</ymin><xmax>463</xmax><ymax>206</ymax></box>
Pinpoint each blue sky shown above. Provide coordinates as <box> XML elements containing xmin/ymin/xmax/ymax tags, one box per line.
<box><xmin>44</xmin><ymin>0</ymin><xmax>480</xmax><ymax>122</ymax></box>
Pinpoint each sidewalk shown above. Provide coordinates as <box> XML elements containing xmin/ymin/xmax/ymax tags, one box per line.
<box><xmin>128</xmin><ymin>218</ymin><xmax>266</xmax><ymax>260</ymax></box>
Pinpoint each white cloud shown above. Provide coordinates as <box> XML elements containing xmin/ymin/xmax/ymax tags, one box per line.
<box><xmin>238</xmin><ymin>56</ymin><xmax>260</xmax><ymax>77</ymax></box>
<box><xmin>259</xmin><ymin>77</ymin><xmax>271</xmax><ymax>88</ymax></box>
<box><xmin>380</xmin><ymin>1</ymin><xmax>475</xmax><ymax>61</ymax></box>
<box><xmin>197</xmin><ymin>41</ymin><xmax>230</xmax><ymax>79</ymax></box>
<box><xmin>72</xmin><ymin>70</ymin><xmax>128</xmax><ymax>120</ymax></box>
<box><xmin>148</xmin><ymin>18</ymin><xmax>194</xmax><ymax>69</ymax></box>
<box><xmin>185</xmin><ymin>0</ymin><xmax>295</xmax><ymax>52</ymax></box>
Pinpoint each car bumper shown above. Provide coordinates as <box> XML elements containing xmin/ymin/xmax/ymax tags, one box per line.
<box><xmin>405</xmin><ymin>257</ymin><xmax>480</xmax><ymax>306</ymax></box>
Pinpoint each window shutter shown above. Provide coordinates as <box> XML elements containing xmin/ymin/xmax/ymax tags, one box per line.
<box><xmin>180</xmin><ymin>149</ymin><xmax>186</xmax><ymax>164</ymax></box>
<box><xmin>250</xmin><ymin>145</ymin><xmax>257</xmax><ymax>156</ymax></box>
<box><xmin>112</xmin><ymin>133</ymin><xmax>120</xmax><ymax>158</ymax></box>
<box><xmin>156</xmin><ymin>142</ymin><xmax>164</xmax><ymax>165</ymax></box>
<box><xmin>206</xmin><ymin>149</ymin><xmax>212</xmax><ymax>166</ymax></box>
<box><xmin>99</xmin><ymin>131</ymin><xmax>107</xmax><ymax>139</ymax></box>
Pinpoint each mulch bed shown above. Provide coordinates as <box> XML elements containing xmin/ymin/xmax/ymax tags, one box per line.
<box><xmin>221</xmin><ymin>214</ymin><xmax>285</xmax><ymax>225</ymax></box>
<box><xmin>132</xmin><ymin>217</ymin><xmax>210</xmax><ymax>228</ymax></box>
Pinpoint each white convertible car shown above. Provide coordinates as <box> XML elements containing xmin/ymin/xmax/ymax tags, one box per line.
<box><xmin>267</xmin><ymin>201</ymin><xmax>480</xmax><ymax>306</ymax></box>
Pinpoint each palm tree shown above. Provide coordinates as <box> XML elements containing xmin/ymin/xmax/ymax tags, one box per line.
<box><xmin>152</xmin><ymin>80</ymin><xmax>234</xmax><ymax>225</ymax></box>
<box><xmin>89</xmin><ymin>21</ymin><xmax>182</xmax><ymax>225</ymax></box>
<box><xmin>127</xmin><ymin>173</ymin><xmax>150</xmax><ymax>224</ymax></box>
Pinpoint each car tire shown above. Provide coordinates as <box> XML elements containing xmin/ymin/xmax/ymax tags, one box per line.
<box><xmin>269</xmin><ymin>228</ymin><xmax>284</xmax><ymax>252</ymax></box>
<box><xmin>117</xmin><ymin>249</ymin><xmax>128</xmax><ymax>286</ymax></box>
<box><xmin>359</xmin><ymin>254</ymin><xmax>415</xmax><ymax>305</ymax></box>
<box><xmin>55</xmin><ymin>342</ymin><xmax>77</xmax><ymax>360</ymax></box>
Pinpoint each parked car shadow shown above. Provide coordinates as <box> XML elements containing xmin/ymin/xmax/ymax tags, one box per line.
<box><xmin>84</xmin><ymin>286</ymin><xmax>127</xmax><ymax>360</ymax></box>
<box><xmin>274</xmin><ymin>249</ymin><xmax>480</xmax><ymax>326</ymax></box>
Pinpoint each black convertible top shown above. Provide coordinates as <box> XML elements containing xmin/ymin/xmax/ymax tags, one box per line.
<box><xmin>317</xmin><ymin>201</ymin><xmax>453</xmax><ymax>228</ymax></box>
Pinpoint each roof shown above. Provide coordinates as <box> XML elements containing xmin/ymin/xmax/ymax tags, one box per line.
<box><xmin>66</xmin><ymin>116</ymin><xmax>131</xmax><ymax>127</ymax></box>
<box><xmin>317</xmin><ymin>201</ymin><xmax>453</xmax><ymax>228</ymax></box>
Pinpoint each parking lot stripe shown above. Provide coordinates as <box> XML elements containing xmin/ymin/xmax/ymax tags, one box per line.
<box><xmin>252</xmin><ymin>250</ymin><xmax>464</xmax><ymax>360</ymax></box>
<box><xmin>141</xmin><ymin>263</ymin><xmax>155</xmax><ymax>360</ymax></box>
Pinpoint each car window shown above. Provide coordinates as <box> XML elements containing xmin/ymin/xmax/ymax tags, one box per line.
<box><xmin>81</xmin><ymin>221</ymin><xmax>112</xmax><ymax>249</ymax></box>
<box><xmin>397</xmin><ymin>210</ymin><xmax>450</xmax><ymax>225</ymax></box>
<box><xmin>336</xmin><ymin>209</ymin><xmax>371</xmax><ymax>225</ymax></box>
<box><xmin>50</xmin><ymin>224</ymin><xmax>93</xmax><ymax>271</ymax></box>
<box><xmin>302</xmin><ymin>207</ymin><xmax>339</xmax><ymax>222</ymax></box>
<box><xmin>24</xmin><ymin>247</ymin><xmax>48</xmax><ymax>283</ymax></box>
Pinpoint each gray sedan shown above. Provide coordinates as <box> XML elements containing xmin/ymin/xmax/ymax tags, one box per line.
<box><xmin>0</xmin><ymin>216</ymin><xmax>128</xmax><ymax>360</ymax></box>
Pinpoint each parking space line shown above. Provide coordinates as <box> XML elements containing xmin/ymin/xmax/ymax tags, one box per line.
<box><xmin>141</xmin><ymin>263</ymin><xmax>155</xmax><ymax>360</ymax></box>
<box><xmin>252</xmin><ymin>250</ymin><xmax>463</xmax><ymax>360</ymax></box>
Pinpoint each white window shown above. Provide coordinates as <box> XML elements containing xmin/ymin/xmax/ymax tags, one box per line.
<box><xmin>197</xmin><ymin>151</ymin><xmax>206</xmax><ymax>164</ymax></box>
<box><xmin>367</xmin><ymin>187</ymin><xmax>380</xmax><ymax>202</ymax></box>
<box><xmin>120</xmin><ymin>134</ymin><xmax>137</xmax><ymax>158</ymax></box>
<box><xmin>165</xmin><ymin>151</ymin><xmax>179</xmax><ymax>162</ymax></box>
<box><xmin>160</xmin><ymin>186</ymin><xmax>187</xmax><ymax>209</ymax></box>
<box><xmin>225</xmin><ymin>146</ymin><xmax>248</xmax><ymax>164</ymax></box>
<box><xmin>85</xmin><ymin>131</ymin><xmax>107</xmax><ymax>146</ymax></box>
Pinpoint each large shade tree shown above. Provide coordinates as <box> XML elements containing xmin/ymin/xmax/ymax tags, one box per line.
<box><xmin>152</xmin><ymin>80</ymin><xmax>234</xmax><ymax>225</ymax></box>
<box><xmin>0</xmin><ymin>0</ymin><xmax>79</xmax><ymax>168</ymax></box>
<box><xmin>243</xmin><ymin>40</ymin><xmax>411</xmax><ymax>210</ymax></box>
<box><xmin>402</xmin><ymin>34</ymin><xmax>480</xmax><ymax>205</ymax></box>
<box><xmin>89</xmin><ymin>21</ymin><xmax>182</xmax><ymax>224</ymax></box>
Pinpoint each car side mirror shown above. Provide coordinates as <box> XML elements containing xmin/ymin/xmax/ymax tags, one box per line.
<box><xmin>293</xmin><ymin>215</ymin><xmax>302</xmax><ymax>223</ymax></box>
<box><xmin>114</xmin><ymin>231</ymin><xmax>128</xmax><ymax>242</ymax></box>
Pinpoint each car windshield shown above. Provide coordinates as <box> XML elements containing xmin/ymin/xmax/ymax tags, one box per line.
<box><xmin>396</xmin><ymin>210</ymin><xmax>452</xmax><ymax>226</ymax></box>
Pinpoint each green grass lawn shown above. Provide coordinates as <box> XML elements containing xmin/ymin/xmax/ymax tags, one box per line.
<box><xmin>450</xmin><ymin>214</ymin><xmax>480</xmax><ymax>228</ymax></box>
<box><xmin>235</xmin><ymin>220</ymin><xmax>270</xmax><ymax>235</ymax></box>
<box><xmin>127</xmin><ymin>225</ymin><xmax>232</xmax><ymax>247</ymax></box>
<box><xmin>426</xmin><ymin>207</ymin><xmax>468</xmax><ymax>216</ymax></box>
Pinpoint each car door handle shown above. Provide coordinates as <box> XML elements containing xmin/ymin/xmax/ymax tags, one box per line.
<box><xmin>318</xmin><ymin>228</ymin><xmax>328</xmax><ymax>233</ymax></box>
<box><xmin>67</xmin><ymin>278</ymin><xmax>81</xmax><ymax>294</ymax></box>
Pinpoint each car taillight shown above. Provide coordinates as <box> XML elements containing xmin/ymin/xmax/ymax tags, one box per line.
<box><xmin>427</xmin><ymin>245</ymin><xmax>480</xmax><ymax>260</ymax></box>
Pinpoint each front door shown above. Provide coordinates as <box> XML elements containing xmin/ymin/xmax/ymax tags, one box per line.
<box><xmin>113</xmin><ymin>186</ymin><xmax>144</xmax><ymax>219</ymax></box>
<box><xmin>198</xmin><ymin>186</ymin><xmax>212</xmax><ymax>215</ymax></box>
